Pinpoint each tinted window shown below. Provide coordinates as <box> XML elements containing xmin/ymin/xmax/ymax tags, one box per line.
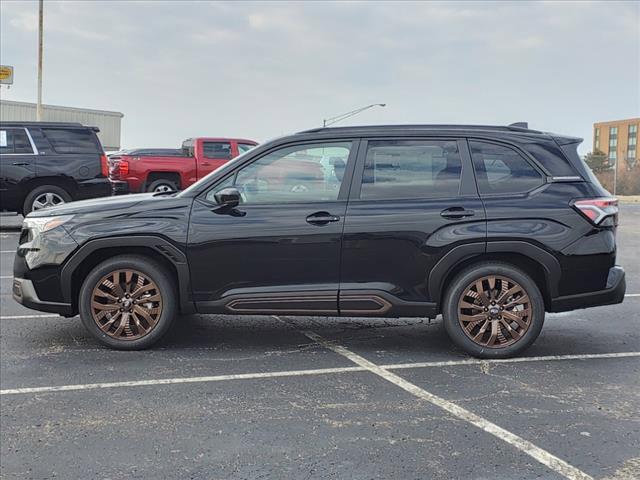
<box><xmin>0</xmin><ymin>129</ymin><xmax>33</xmax><ymax>154</ymax></box>
<box><xmin>42</xmin><ymin>128</ymin><xmax>100</xmax><ymax>154</ymax></box>
<box><xmin>207</xmin><ymin>142</ymin><xmax>351</xmax><ymax>204</ymax></box>
<box><xmin>238</xmin><ymin>143</ymin><xmax>256</xmax><ymax>154</ymax></box>
<box><xmin>470</xmin><ymin>141</ymin><xmax>543</xmax><ymax>195</ymax></box>
<box><xmin>203</xmin><ymin>142</ymin><xmax>232</xmax><ymax>159</ymax></box>
<box><xmin>359</xmin><ymin>140</ymin><xmax>461</xmax><ymax>200</ymax></box>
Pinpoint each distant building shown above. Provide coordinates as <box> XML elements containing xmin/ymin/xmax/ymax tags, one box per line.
<box><xmin>0</xmin><ymin>100</ymin><xmax>123</xmax><ymax>151</ymax></box>
<box><xmin>593</xmin><ymin>118</ymin><xmax>639</xmax><ymax>171</ymax></box>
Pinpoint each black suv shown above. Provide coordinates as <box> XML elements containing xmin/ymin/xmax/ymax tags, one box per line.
<box><xmin>12</xmin><ymin>124</ymin><xmax>625</xmax><ymax>358</ymax></box>
<box><xmin>0</xmin><ymin>122</ymin><xmax>111</xmax><ymax>215</ymax></box>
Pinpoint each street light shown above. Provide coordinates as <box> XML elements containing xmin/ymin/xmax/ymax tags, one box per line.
<box><xmin>323</xmin><ymin>103</ymin><xmax>386</xmax><ymax>127</ymax></box>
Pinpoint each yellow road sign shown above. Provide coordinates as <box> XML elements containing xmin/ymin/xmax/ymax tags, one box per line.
<box><xmin>0</xmin><ymin>66</ymin><xmax>14</xmax><ymax>84</ymax></box>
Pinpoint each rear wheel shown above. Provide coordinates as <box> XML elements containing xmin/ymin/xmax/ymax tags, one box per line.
<box><xmin>442</xmin><ymin>262</ymin><xmax>544</xmax><ymax>358</ymax></box>
<box><xmin>147</xmin><ymin>179</ymin><xmax>178</xmax><ymax>193</ymax></box>
<box><xmin>79</xmin><ymin>255</ymin><xmax>176</xmax><ymax>350</ymax></box>
<box><xmin>23</xmin><ymin>185</ymin><xmax>72</xmax><ymax>215</ymax></box>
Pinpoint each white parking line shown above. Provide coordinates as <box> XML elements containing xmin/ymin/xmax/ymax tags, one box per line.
<box><xmin>1</xmin><ymin>350</ymin><xmax>637</xmax><ymax>396</ymax></box>
<box><xmin>0</xmin><ymin>366</ymin><xmax>366</xmax><ymax>395</ymax></box>
<box><xmin>0</xmin><ymin>314</ymin><xmax>63</xmax><ymax>320</ymax></box>
<box><xmin>298</xmin><ymin>327</ymin><xmax>593</xmax><ymax>480</ymax></box>
<box><xmin>1</xmin><ymin>250</ymin><xmax>15</xmax><ymax>253</ymax></box>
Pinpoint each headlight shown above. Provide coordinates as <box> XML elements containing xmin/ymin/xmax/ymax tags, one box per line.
<box><xmin>23</xmin><ymin>215</ymin><xmax>74</xmax><ymax>234</ymax></box>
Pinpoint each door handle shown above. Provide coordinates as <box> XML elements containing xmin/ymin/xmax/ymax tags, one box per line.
<box><xmin>440</xmin><ymin>207</ymin><xmax>475</xmax><ymax>219</ymax></box>
<box><xmin>12</xmin><ymin>162</ymin><xmax>29</xmax><ymax>166</ymax></box>
<box><xmin>306</xmin><ymin>211</ymin><xmax>340</xmax><ymax>225</ymax></box>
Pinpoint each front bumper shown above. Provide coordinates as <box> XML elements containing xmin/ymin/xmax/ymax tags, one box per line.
<box><xmin>110</xmin><ymin>180</ymin><xmax>130</xmax><ymax>195</ymax></box>
<box><xmin>12</xmin><ymin>278</ymin><xmax>74</xmax><ymax>316</ymax></box>
<box><xmin>549</xmin><ymin>266</ymin><xmax>626</xmax><ymax>312</ymax></box>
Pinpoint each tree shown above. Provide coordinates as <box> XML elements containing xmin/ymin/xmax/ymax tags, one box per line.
<box><xmin>584</xmin><ymin>150</ymin><xmax>609</xmax><ymax>173</ymax></box>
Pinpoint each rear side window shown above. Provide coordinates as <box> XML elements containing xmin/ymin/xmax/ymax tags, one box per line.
<box><xmin>470</xmin><ymin>141</ymin><xmax>543</xmax><ymax>195</ymax></box>
<box><xmin>238</xmin><ymin>143</ymin><xmax>256</xmax><ymax>154</ymax></box>
<box><xmin>0</xmin><ymin>129</ymin><xmax>34</xmax><ymax>154</ymax></box>
<box><xmin>41</xmin><ymin>128</ymin><xmax>100</xmax><ymax>154</ymax></box>
<box><xmin>203</xmin><ymin>142</ymin><xmax>232</xmax><ymax>159</ymax></box>
<box><xmin>359</xmin><ymin>140</ymin><xmax>461</xmax><ymax>200</ymax></box>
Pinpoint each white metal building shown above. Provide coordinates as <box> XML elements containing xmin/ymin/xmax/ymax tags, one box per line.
<box><xmin>0</xmin><ymin>100</ymin><xmax>124</xmax><ymax>150</ymax></box>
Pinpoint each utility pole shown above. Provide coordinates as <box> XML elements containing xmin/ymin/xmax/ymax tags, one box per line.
<box><xmin>36</xmin><ymin>0</ymin><xmax>44</xmax><ymax>121</ymax></box>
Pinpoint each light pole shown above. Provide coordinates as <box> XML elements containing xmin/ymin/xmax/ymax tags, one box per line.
<box><xmin>36</xmin><ymin>0</ymin><xmax>43</xmax><ymax>121</ymax></box>
<box><xmin>323</xmin><ymin>103</ymin><xmax>386</xmax><ymax>127</ymax></box>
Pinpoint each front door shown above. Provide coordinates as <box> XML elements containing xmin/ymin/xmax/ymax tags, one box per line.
<box><xmin>0</xmin><ymin>128</ymin><xmax>37</xmax><ymax>212</ymax></box>
<box><xmin>188</xmin><ymin>140</ymin><xmax>357</xmax><ymax>314</ymax></box>
<box><xmin>339</xmin><ymin>138</ymin><xmax>487</xmax><ymax>316</ymax></box>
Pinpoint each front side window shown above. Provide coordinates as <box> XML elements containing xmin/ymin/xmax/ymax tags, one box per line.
<box><xmin>203</xmin><ymin>142</ymin><xmax>232</xmax><ymax>159</ymax></box>
<box><xmin>470</xmin><ymin>141</ymin><xmax>543</xmax><ymax>195</ymax></box>
<box><xmin>359</xmin><ymin>140</ymin><xmax>461</xmax><ymax>200</ymax></box>
<box><xmin>0</xmin><ymin>129</ymin><xmax>33</xmax><ymax>154</ymax></box>
<box><xmin>207</xmin><ymin>142</ymin><xmax>351</xmax><ymax>204</ymax></box>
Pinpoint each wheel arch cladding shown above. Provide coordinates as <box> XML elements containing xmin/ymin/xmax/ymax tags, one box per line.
<box><xmin>61</xmin><ymin>236</ymin><xmax>195</xmax><ymax>315</ymax></box>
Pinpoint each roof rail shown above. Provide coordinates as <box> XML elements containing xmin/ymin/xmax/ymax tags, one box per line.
<box><xmin>297</xmin><ymin>123</ymin><xmax>542</xmax><ymax>135</ymax></box>
<box><xmin>508</xmin><ymin>122</ymin><xmax>529</xmax><ymax>129</ymax></box>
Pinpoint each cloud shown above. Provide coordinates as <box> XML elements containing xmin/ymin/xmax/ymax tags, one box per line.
<box><xmin>1</xmin><ymin>0</ymin><xmax>638</xmax><ymax>152</ymax></box>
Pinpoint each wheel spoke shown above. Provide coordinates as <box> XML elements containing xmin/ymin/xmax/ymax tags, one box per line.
<box><xmin>459</xmin><ymin>300</ymin><xmax>484</xmax><ymax>311</ymax></box>
<box><xmin>131</xmin><ymin>283</ymin><xmax>155</xmax><ymax>299</ymax></box>
<box><xmin>502</xmin><ymin>310</ymin><xmax>528</xmax><ymax>329</ymax></box>
<box><xmin>474</xmin><ymin>280</ymin><xmax>490</xmax><ymax>306</ymax></box>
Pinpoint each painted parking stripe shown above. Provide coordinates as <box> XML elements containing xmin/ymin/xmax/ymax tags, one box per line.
<box><xmin>383</xmin><ymin>351</ymin><xmax>640</xmax><ymax>370</ymax></box>
<box><xmin>0</xmin><ymin>314</ymin><xmax>63</xmax><ymax>320</ymax></box>
<box><xmin>299</xmin><ymin>327</ymin><xmax>593</xmax><ymax>480</ymax></box>
<box><xmin>1</xmin><ymin>350</ymin><xmax>637</xmax><ymax>396</ymax></box>
<box><xmin>0</xmin><ymin>366</ymin><xmax>366</xmax><ymax>396</ymax></box>
<box><xmin>1</xmin><ymin>250</ymin><xmax>15</xmax><ymax>253</ymax></box>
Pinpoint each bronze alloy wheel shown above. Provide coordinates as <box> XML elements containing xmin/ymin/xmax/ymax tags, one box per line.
<box><xmin>90</xmin><ymin>269</ymin><xmax>163</xmax><ymax>341</ymax></box>
<box><xmin>457</xmin><ymin>275</ymin><xmax>532</xmax><ymax>348</ymax></box>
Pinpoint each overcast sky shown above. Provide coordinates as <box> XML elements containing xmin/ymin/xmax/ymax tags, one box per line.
<box><xmin>1</xmin><ymin>1</ymin><xmax>638</xmax><ymax>152</ymax></box>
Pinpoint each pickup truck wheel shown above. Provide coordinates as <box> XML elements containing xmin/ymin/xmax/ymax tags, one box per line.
<box><xmin>442</xmin><ymin>262</ymin><xmax>545</xmax><ymax>359</ymax></box>
<box><xmin>79</xmin><ymin>255</ymin><xmax>176</xmax><ymax>350</ymax></box>
<box><xmin>23</xmin><ymin>185</ymin><xmax>72</xmax><ymax>215</ymax></box>
<box><xmin>147</xmin><ymin>179</ymin><xmax>178</xmax><ymax>193</ymax></box>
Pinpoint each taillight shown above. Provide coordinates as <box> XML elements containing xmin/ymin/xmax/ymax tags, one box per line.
<box><xmin>572</xmin><ymin>197</ymin><xmax>618</xmax><ymax>225</ymax></box>
<box><xmin>119</xmin><ymin>160</ymin><xmax>129</xmax><ymax>176</ymax></box>
<box><xmin>100</xmin><ymin>154</ymin><xmax>108</xmax><ymax>177</ymax></box>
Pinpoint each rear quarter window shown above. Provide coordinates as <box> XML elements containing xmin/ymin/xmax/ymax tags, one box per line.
<box><xmin>41</xmin><ymin>128</ymin><xmax>101</xmax><ymax>154</ymax></box>
<box><xmin>470</xmin><ymin>141</ymin><xmax>544</xmax><ymax>195</ymax></box>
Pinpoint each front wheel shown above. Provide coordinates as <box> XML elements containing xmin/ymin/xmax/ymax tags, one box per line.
<box><xmin>442</xmin><ymin>262</ymin><xmax>544</xmax><ymax>359</ymax></box>
<box><xmin>78</xmin><ymin>255</ymin><xmax>176</xmax><ymax>350</ymax></box>
<box><xmin>147</xmin><ymin>179</ymin><xmax>178</xmax><ymax>193</ymax></box>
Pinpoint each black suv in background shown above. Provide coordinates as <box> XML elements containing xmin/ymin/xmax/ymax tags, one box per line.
<box><xmin>0</xmin><ymin>122</ymin><xmax>111</xmax><ymax>214</ymax></box>
<box><xmin>12</xmin><ymin>124</ymin><xmax>625</xmax><ymax>358</ymax></box>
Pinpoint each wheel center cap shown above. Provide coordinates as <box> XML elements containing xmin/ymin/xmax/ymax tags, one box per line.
<box><xmin>123</xmin><ymin>299</ymin><xmax>132</xmax><ymax>310</ymax></box>
<box><xmin>489</xmin><ymin>306</ymin><xmax>500</xmax><ymax>316</ymax></box>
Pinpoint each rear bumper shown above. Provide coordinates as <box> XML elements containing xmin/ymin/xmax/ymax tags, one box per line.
<box><xmin>110</xmin><ymin>180</ymin><xmax>130</xmax><ymax>195</ymax></box>
<box><xmin>76</xmin><ymin>178</ymin><xmax>112</xmax><ymax>201</ymax></box>
<box><xmin>12</xmin><ymin>277</ymin><xmax>74</xmax><ymax>316</ymax></box>
<box><xmin>549</xmin><ymin>266</ymin><xmax>626</xmax><ymax>312</ymax></box>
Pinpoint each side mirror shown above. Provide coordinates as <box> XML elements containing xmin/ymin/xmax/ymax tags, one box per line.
<box><xmin>214</xmin><ymin>187</ymin><xmax>241</xmax><ymax>208</ymax></box>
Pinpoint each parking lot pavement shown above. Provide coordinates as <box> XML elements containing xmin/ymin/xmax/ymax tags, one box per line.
<box><xmin>1</xmin><ymin>206</ymin><xmax>639</xmax><ymax>479</ymax></box>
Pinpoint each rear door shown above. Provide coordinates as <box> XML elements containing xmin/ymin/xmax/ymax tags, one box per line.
<box><xmin>0</xmin><ymin>127</ymin><xmax>37</xmax><ymax>211</ymax></box>
<box><xmin>339</xmin><ymin>137</ymin><xmax>486</xmax><ymax>316</ymax></box>
<box><xmin>197</xmin><ymin>140</ymin><xmax>232</xmax><ymax>178</ymax></box>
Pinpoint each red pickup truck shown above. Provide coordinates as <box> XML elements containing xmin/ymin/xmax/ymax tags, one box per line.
<box><xmin>109</xmin><ymin>137</ymin><xmax>257</xmax><ymax>194</ymax></box>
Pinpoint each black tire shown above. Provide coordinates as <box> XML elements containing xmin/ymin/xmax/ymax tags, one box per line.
<box><xmin>146</xmin><ymin>179</ymin><xmax>178</xmax><ymax>193</ymax></box>
<box><xmin>22</xmin><ymin>184</ymin><xmax>72</xmax><ymax>215</ymax></box>
<box><xmin>78</xmin><ymin>255</ymin><xmax>176</xmax><ymax>350</ymax></box>
<box><xmin>442</xmin><ymin>262</ymin><xmax>545</xmax><ymax>359</ymax></box>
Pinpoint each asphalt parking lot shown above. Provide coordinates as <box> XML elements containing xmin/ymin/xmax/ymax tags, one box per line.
<box><xmin>1</xmin><ymin>206</ymin><xmax>639</xmax><ymax>480</ymax></box>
